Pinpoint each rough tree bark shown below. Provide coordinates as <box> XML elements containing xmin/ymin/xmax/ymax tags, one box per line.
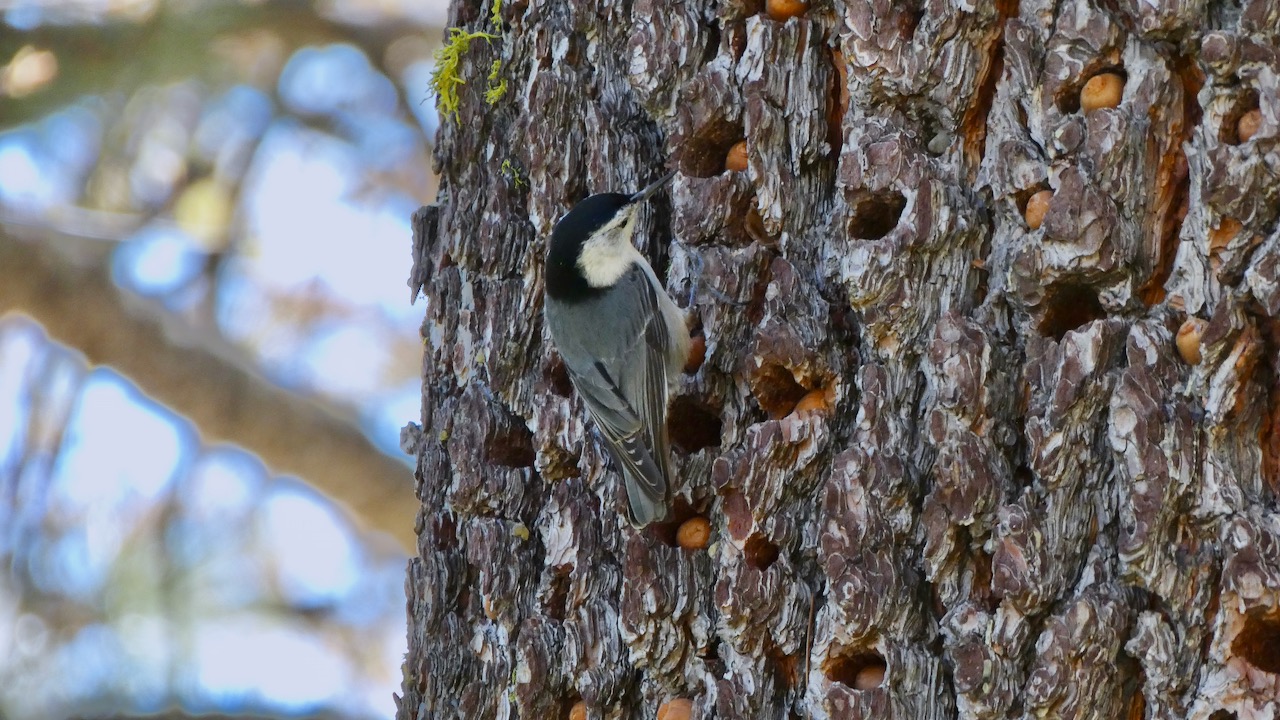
<box><xmin>402</xmin><ymin>0</ymin><xmax>1280</xmax><ymax>717</ymax></box>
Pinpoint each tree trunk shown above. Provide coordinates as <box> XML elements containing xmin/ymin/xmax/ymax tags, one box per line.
<box><xmin>401</xmin><ymin>0</ymin><xmax>1280</xmax><ymax>717</ymax></box>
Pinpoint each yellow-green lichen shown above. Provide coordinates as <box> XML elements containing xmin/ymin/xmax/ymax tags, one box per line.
<box><xmin>485</xmin><ymin>59</ymin><xmax>507</xmax><ymax>104</ymax></box>
<box><xmin>430</xmin><ymin>0</ymin><xmax>507</xmax><ymax>121</ymax></box>
<box><xmin>501</xmin><ymin>159</ymin><xmax>526</xmax><ymax>188</ymax></box>
<box><xmin>430</xmin><ymin>27</ymin><xmax>498</xmax><ymax>121</ymax></box>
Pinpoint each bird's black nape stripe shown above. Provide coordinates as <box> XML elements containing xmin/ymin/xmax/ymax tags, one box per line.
<box><xmin>545</xmin><ymin>252</ymin><xmax>605</xmax><ymax>302</ymax></box>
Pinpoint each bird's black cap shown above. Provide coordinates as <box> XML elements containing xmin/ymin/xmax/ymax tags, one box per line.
<box><xmin>545</xmin><ymin>172</ymin><xmax>676</xmax><ymax>303</ymax></box>
<box><xmin>545</xmin><ymin>192</ymin><xmax>632</xmax><ymax>302</ymax></box>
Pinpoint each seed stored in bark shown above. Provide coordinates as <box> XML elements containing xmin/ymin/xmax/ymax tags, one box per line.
<box><xmin>792</xmin><ymin>388</ymin><xmax>831</xmax><ymax>416</ymax></box>
<box><xmin>766</xmin><ymin>0</ymin><xmax>807</xmax><ymax>21</ymax></box>
<box><xmin>568</xmin><ymin>700</ymin><xmax>586</xmax><ymax>720</ymax></box>
<box><xmin>1176</xmin><ymin>318</ymin><xmax>1206</xmax><ymax>365</ymax></box>
<box><xmin>725</xmin><ymin>141</ymin><xmax>748</xmax><ymax>172</ymax></box>
<box><xmin>854</xmin><ymin>663</ymin><xmax>886</xmax><ymax>689</ymax></box>
<box><xmin>1238</xmin><ymin>109</ymin><xmax>1262</xmax><ymax>142</ymax></box>
<box><xmin>1025</xmin><ymin>190</ymin><xmax>1053</xmax><ymax>230</ymax></box>
<box><xmin>658</xmin><ymin>698</ymin><xmax>694</xmax><ymax>720</ymax></box>
<box><xmin>685</xmin><ymin>334</ymin><xmax>706</xmax><ymax>374</ymax></box>
<box><xmin>1080</xmin><ymin>73</ymin><xmax>1124</xmax><ymax>113</ymax></box>
<box><xmin>677</xmin><ymin>516</ymin><xmax>712</xmax><ymax>550</ymax></box>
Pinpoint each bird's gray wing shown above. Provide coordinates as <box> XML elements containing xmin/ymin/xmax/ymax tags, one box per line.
<box><xmin>555</xmin><ymin>266</ymin><xmax>675</xmax><ymax>525</ymax></box>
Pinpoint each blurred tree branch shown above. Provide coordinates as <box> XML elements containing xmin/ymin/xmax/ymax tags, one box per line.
<box><xmin>0</xmin><ymin>224</ymin><xmax>417</xmax><ymax>550</ymax></box>
<box><xmin>0</xmin><ymin>0</ymin><xmax>421</xmax><ymax>127</ymax></box>
<box><xmin>0</xmin><ymin>0</ymin><xmax>442</xmax><ymax>555</ymax></box>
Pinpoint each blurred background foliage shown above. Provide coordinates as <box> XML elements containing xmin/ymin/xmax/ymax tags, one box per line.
<box><xmin>0</xmin><ymin>0</ymin><xmax>448</xmax><ymax>717</ymax></box>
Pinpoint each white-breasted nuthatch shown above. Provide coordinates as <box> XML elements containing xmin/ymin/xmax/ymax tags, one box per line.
<box><xmin>543</xmin><ymin>171</ymin><xmax>689</xmax><ymax>526</ymax></box>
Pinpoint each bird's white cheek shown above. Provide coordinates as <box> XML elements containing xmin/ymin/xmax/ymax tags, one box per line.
<box><xmin>579</xmin><ymin>237</ymin><xmax>637</xmax><ymax>288</ymax></box>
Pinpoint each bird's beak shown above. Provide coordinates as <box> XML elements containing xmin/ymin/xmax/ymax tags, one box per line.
<box><xmin>629</xmin><ymin>171</ymin><xmax>677</xmax><ymax>203</ymax></box>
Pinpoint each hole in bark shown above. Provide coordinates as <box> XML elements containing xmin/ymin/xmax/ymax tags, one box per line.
<box><xmin>1038</xmin><ymin>283</ymin><xmax>1105</xmax><ymax>340</ymax></box>
<box><xmin>749</xmin><ymin>363</ymin><xmax>808</xmax><ymax>419</ymax></box>
<box><xmin>1203</xmin><ymin>578</ymin><xmax>1222</xmax><ymax>651</ymax></box>
<box><xmin>728</xmin><ymin>19</ymin><xmax>750</xmax><ymax>61</ymax></box>
<box><xmin>848</xmin><ymin>190</ymin><xmax>907</xmax><ymax>240</ymax></box>
<box><xmin>1125</xmin><ymin>682</ymin><xmax>1146</xmax><ymax>720</ymax></box>
<box><xmin>722</xmin><ymin>489</ymin><xmax>753</xmax><ymax>540</ymax></box>
<box><xmin>918</xmin><ymin>113</ymin><xmax>950</xmax><ymax>157</ymax></box>
<box><xmin>430</xmin><ymin>510</ymin><xmax>458</xmax><ymax>551</ymax></box>
<box><xmin>1057</xmin><ymin>84</ymin><xmax>1081</xmax><ymax>115</ymax></box>
<box><xmin>488</xmin><ymin>413</ymin><xmax>535</xmax><ymax>468</ymax></box>
<box><xmin>829</xmin><ymin>49</ymin><xmax>849</xmax><ymax>156</ymax></box>
<box><xmin>1208</xmin><ymin>712</ymin><xmax>1237</xmax><ymax>720</ymax></box>
<box><xmin>929</xmin><ymin>581</ymin><xmax>947</xmax><ymax>618</ymax></box>
<box><xmin>744</xmin><ymin>202</ymin><xmax>778</xmax><ymax>247</ymax></box>
<box><xmin>545</xmin><ymin>563</ymin><xmax>573</xmax><ymax>621</ymax></box>
<box><xmin>972</xmin><ymin>547</ymin><xmax>996</xmax><ymax>610</ymax></box>
<box><xmin>958</xmin><ymin>0</ymin><xmax>1015</xmax><ymax>171</ymax></box>
<box><xmin>563</xmin><ymin>33</ymin><xmax>585</xmax><ymax>67</ymax></box>
<box><xmin>1137</xmin><ymin>152</ymin><xmax>1189</xmax><ymax>306</ymax></box>
<box><xmin>1231</xmin><ymin>609</ymin><xmax>1280</xmax><ymax>674</ymax></box>
<box><xmin>651</xmin><ymin>521</ymin><xmax>679</xmax><ymax>548</ymax></box>
<box><xmin>1221</xmin><ymin>90</ymin><xmax>1259</xmax><ymax>145</ymax></box>
<box><xmin>650</xmin><ymin>497</ymin><xmax>701</xmax><ymax>547</ymax></box>
<box><xmin>701</xmin><ymin>21</ymin><xmax>721</xmax><ymax>65</ymax></box>
<box><xmin>561</xmin><ymin>696</ymin><xmax>585</xmax><ymax>720</ymax></box>
<box><xmin>1259</xmin><ymin>317</ymin><xmax>1280</xmax><ymax>499</ymax></box>
<box><xmin>1014</xmin><ymin>183</ymin><xmax>1052</xmax><ymax>216</ymax></box>
<box><xmin>766</xmin><ymin>636</ymin><xmax>801</xmax><ymax>689</ymax></box>
<box><xmin>679</xmin><ymin>119</ymin><xmax>746</xmax><ymax>178</ymax></box>
<box><xmin>897</xmin><ymin>7</ymin><xmax>923</xmax><ymax>39</ymax></box>
<box><xmin>1139</xmin><ymin>53</ymin><xmax>1200</xmax><ymax>306</ymax></box>
<box><xmin>701</xmin><ymin>637</ymin><xmax>726</xmax><ymax>677</ymax></box>
<box><xmin>1013</xmin><ymin>464</ymin><xmax>1034</xmax><ymax>487</ymax></box>
<box><xmin>546</xmin><ymin>354</ymin><xmax>574</xmax><ymax>397</ymax></box>
<box><xmin>1174</xmin><ymin>52</ymin><xmax>1206</xmax><ymax>130</ymax></box>
<box><xmin>744</xmin><ymin>532</ymin><xmax>780</xmax><ymax>570</ymax></box>
<box><xmin>745</xmin><ymin>256</ymin><xmax>774</xmax><ymax>324</ymax></box>
<box><xmin>972</xmin><ymin>256</ymin><xmax>989</xmax><ymax>306</ymax></box>
<box><xmin>1118</xmin><ymin>652</ymin><xmax>1146</xmax><ymax>720</ymax></box>
<box><xmin>669</xmin><ymin>395</ymin><xmax>722</xmax><ymax>453</ymax></box>
<box><xmin>825</xmin><ymin>651</ymin><xmax>887</xmax><ymax>690</ymax></box>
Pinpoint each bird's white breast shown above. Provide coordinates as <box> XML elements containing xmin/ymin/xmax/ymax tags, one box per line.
<box><xmin>578</xmin><ymin>214</ymin><xmax>641</xmax><ymax>288</ymax></box>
